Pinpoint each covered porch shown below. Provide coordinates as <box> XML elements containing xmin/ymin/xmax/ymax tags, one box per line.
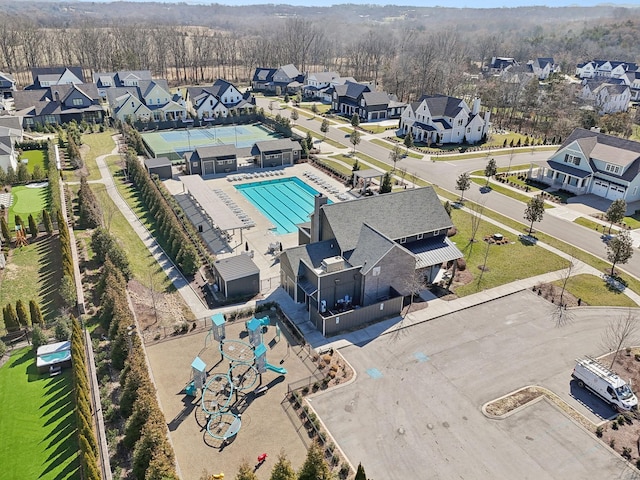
<box><xmin>530</xmin><ymin>159</ymin><xmax>591</xmax><ymax>195</ymax></box>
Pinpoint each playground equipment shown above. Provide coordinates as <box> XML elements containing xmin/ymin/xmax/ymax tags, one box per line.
<box><xmin>212</xmin><ymin>473</ymin><xmax>224</xmax><ymax>479</ymax></box>
<box><xmin>219</xmin><ymin>339</ymin><xmax>255</xmax><ymax>364</ymax></box>
<box><xmin>246</xmin><ymin>316</ymin><xmax>270</xmax><ymax>347</ymax></box>
<box><xmin>201</xmin><ymin>374</ymin><xmax>234</xmax><ymax>415</ymax></box>
<box><xmin>257</xmin><ymin>453</ymin><xmax>267</xmax><ymax>465</ymax></box>
<box><xmin>254</xmin><ymin>343</ymin><xmax>287</xmax><ymax>375</ymax></box>
<box><xmin>184</xmin><ymin>356</ymin><xmax>207</xmax><ymax>397</ymax></box>
<box><xmin>205</xmin><ymin>313</ymin><xmax>226</xmax><ymax>348</ymax></box>
<box><xmin>229</xmin><ymin>362</ymin><xmax>259</xmax><ymax>391</ymax></box>
<box><xmin>206</xmin><ymin>411</ymin><xmax>242</xmax><ymax>442</ymax></box>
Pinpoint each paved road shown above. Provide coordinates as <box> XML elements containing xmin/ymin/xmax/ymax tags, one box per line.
<box><xmin>310</xmin><ymin>292</ymin><xmax>636</xmax><ymax>480</ymax></box>
<box><xmin>259</xmin><ymin>98</ymin><xmax>640</xmax><ymax>282</ymax></box>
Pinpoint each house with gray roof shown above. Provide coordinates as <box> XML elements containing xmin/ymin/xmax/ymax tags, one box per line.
<box><xmin>0</xmin><ymin>124</ymin><xmax>21</xmax><ymax>172</ymax></box>
<box><xmin>576</xmin><ymin>60</ymin><xmax>639</xmax><ymax>80</ymax></box>
<box><xmin>526</xmin><ymin>57</ymin><xmax>559</xmax><ymax>80</ymax></box>
<box><xmin>186</xmin><ymin>79</ymin><xmax>255</xmax><ymax>119</ymax></box>
<box><xmin>29</xmin><ymin>67</ymin><xmax>84</xmax><ymax>89</ymax></box>
<box><xmin>92</xmin><ymin>70</ymin><xmax>153</xmax><ymax>98</ymax></box>
<box><xmin>186</xmin><ymin>144</ymin><xmax>239</xmax><ymax>176</ymax></box>
<box><xmin>13</xmin><ymin>83</ymin><xmax>104</xmax><ymax>127</ymax></box>
<box><xmin>0</xmin><ymin>72</ymin><xmax>16</xmax><ymax>99</ymax></box>
<box><xmin>251</xmin><ymin>139</ymin><xmax>301</xmax><ymax>168</ymax></box>
<box><xmin>280</xmin><ymin>187</ymin><xmax>462</xmax><ymax>336</ymax></box>
<box><xmin>401</xmin><ymin>94</ymin><xmax>490</xmax><ymax>145</ymax></box>
<box><xmin>251</xmin><ymin>64</ymin><xmax>304</xmax><ymax>94</ymax></box>
<box><xmin>580</xmin><ymin>78</ymin><xmax>631</xmax><ymax>114</ymax></box>
<box><xmin>105</xmin><ymin>79</ymin><xmax>186</xmax><ymax>123</ymax></box>
<box><xmin>331</xmin><ymin>81</ymin><xmax>402</xmax><ymax>122</ymax></box>
<box><xmin>531</xmin><ymin>128</ymin><xmax>640</xmax><ymax>204</ymax></box>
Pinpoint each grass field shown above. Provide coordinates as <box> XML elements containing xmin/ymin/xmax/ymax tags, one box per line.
<box><xmin>0</xmin><ymin>348</ymin><xmax>78</xmax><ymax>480</ymax></box>
<box><xmin>370</xmin><ymin>138</ymin><xmax>424</xmax><ymax>158</ymax></box>
<box><xmin>553</xmin><ymin>273</ymin><xmax>637</xmax><ymax>307</ymax></box>
<box><xmin>19</xmin><ymin>149</ymin><xmax>46</xmax><ymax>174</ymax></box>
<box><xmin>0</xmin><ymin>236</ymin><xmax>63</xmax><ymax>328</ymax></box>
<box><xmin>81</xmin><ymin>131</ymin><xmax>116</xmax><ymax>181</ymax></box>
<box><xmin>451</xmin><ymin>208</ymin><xmax>567</xmax><ymax>296</ymax></box>
<box><xmin>470</xmin><ymin>177</ymin><xmax>554</xmax><ymax>208</ymax></box>
<box><xmin>8</xmin><ymin>185</ymin><xmax>48</xmax><ymax>229</ymax></box>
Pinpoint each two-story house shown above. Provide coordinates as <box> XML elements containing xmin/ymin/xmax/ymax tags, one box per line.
<box><xmin>576</xmin><ymin>60</ymin><xmax>639</xmax><ymax>80</ymax></box>
<box><xmin>106</xmin><ymin>79</ymin><xmax>186</xmax><ymax>123</ymax></box>
<box><xmin>400</xmin><ymin>95</ymin><xmax>490</xmax><ymax>145</ymax></box>
<box><xmin>581</xmin><ymin>79</ymin><xmax>631</xmax><ymax>114</ymax></box>
<box><xmin>486</xmin><ymin>56</ymin><xmax>519</xmax><ymax>74</ymax></box>
<box><xmin>331</xmin><ymin>81</ymin><xmax>402</xmax><ymax>122</ymax></box>
<box><xmin>280</xmin><ymin>187</ymin><xmax>462</xmax><ymax>336</ymax></box>
<box><xmin>251</xmin><ymin>64</ymin><xmax>304</xmax><ymax>94</ymax></box>
<box><xmin>532</xmin><ymin>128</ymin><xmax>640</xmax><ymax>204</ymax></box>
<box><xmin>28</xmin><ymin>67</ymin><xmax>84</xmax><ymax>89</ymax></box>
<box><xmin>13</xmin><ymin>83</ymin><xmax>104</xmax><ymax>127</ymax></box>
<box><xmin>0</xmin><ymin>122</ymin><xmax>22</xmax><ymax>172</ymax></box>
<box><xmin>186</xmin><ymin>79</ymin><xmax>254</xmax><ymax>119</ymax></box>
<box><xmin>527</xmin><ymin>57</ymin><xmax>559</xmax><ymax>80</ymax></box>
<box><xmin>92</xmin><ymin>70</ymin><xmax>153</xmax><ymax>98</ymax></box>
<box><xmin>0</xmin><ymin>72</ymin><xmax>16</xmax><ymax>99</ymax></box>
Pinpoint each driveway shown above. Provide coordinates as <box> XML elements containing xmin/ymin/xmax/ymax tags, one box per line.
<box><xmin>309</xmin><ymin>292</ymin><xmax>635</xmax><ymax>479</ymax></box>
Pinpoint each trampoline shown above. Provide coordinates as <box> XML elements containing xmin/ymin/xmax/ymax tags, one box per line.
<box><xmin>219</xmin><ymin>339</ymin><xmax>255</xmax><ymax>364</ymax></box>
<box><xmin>201</xmin><ymin>374</ymin><xmax>234</xmax><ymax>414</ymax></box>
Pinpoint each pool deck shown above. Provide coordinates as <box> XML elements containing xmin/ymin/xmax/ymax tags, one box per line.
<box><xmin>163</xmin><ymin>163</ymin><xmax>355</xmax><ymax>287</ymax></box>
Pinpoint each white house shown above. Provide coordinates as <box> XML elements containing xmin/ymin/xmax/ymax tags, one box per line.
<box><xmin>0</xmin><ymin>124</ymin><xmax>22</xmax><ymax>172</ymax></box>
<box><xmin>185</xmin><ymin>79</ymin><xmax>254</xmax><ymax>119</ymax></box>
<box><xmin>93</xmin><ymin>70</ymin><xmax>153</xmax><ymax>98</ymax></box>
<box><xmin>400</xmin><ymin>95</ymin><xmax>490</xmax><ymax>145</ymax></box>
<box><xmin>576</xmin><ymin>60</ymin><xmax>639</xmax><ymax>80</ymax></box>
<box><xmin>30</xmin><ymin>67</ymin><xmax>84</xmax><ymax>89</ymax></box>
<box><xmin>581</xmin><ymin>79</ymin><xmax>631</xmax><ymax>114</ymax></box>
<box><xmin>527</xmin><ymin>57</ymin><xmax>559</xmax><ymax>80</ymax></box>
<box><xmin>106</xmin><ymin>79</ymin><xmax>186</xmax><ymax>123</ymax></box>
<box><xmin>532</xmin><ymin>128</ymin><xmax>640</xmax><ymax>204</ymax></box>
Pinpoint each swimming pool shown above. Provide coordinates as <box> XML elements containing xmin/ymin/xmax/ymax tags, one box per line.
<box><xmin>37</xmin><ymin>350</ymin><xmax>71</xmax><ymax>367</ymax></box>
<box><xmin>235</xmin><ymin>177</ymin><xmax>327</xmax><ymax>234</ymax></box>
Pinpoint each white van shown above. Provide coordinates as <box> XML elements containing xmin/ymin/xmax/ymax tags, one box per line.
<box><xmin>572</xmin><ymin>356</ymin><xmax>638</xmax><ymax>411</ymax></box>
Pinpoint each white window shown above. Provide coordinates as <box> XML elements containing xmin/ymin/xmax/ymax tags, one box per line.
<box><xmin>417</xmin><ymin>233</ymin><xmax>423</xmax><ymax>240</ymax></box>
<box><xmin>564</xmin><ymin>154</ymin><xmax>580</xmax><ymax>165</ymax></box>
<box><xmin>605</xmin><ymin>164</ymin><xmax>620</xmax><ymax>174</ymax></box>
<box><xmin>433</xmin><ymin>229</ymin><xmax>440</xmax><ymax>236</ymax></box>
<box><xmin>72</xmin><ymin>98</ymin><xmax>83</xmax><ymax>106</ymax></box>
<box><xmin>399</xmin><ymin>237</ymin><xmax>406</xmax><ymax>244</ymax></box>
<box><xmin>633</xmin><ymin>187</ymin><xmax>638</xmax><ymax>196</ymax></box>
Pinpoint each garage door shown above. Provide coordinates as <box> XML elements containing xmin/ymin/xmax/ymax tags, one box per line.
<box><xmin>592</xmin><ymin>179</ymin><xmax>609</xmax><ymax>197</ymax></box>
<box><xmin>606</xmin><ymin>184</ymin><xmax>626</xmax><ymax>201</ymax></box>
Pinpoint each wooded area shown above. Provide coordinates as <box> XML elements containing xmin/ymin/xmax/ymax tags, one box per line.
<box><xmin>1</xmin><ymin>2</ymin><xmax>639</xmax><ymax>138</ymax></box>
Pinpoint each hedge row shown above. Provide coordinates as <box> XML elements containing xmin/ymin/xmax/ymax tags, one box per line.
<box><xmin>71</xmin><ymin>319</ymin><xmax>101</xmax><ymax>480</ymax></box>
<box><xmin>124</xmin><ymin>147</ymin><xmax>200</xmax><ymax>276</ymax></box>
<box><xmin>57</xmin><ymin>209</ymin><xmax>77</xmax><ymax>309</ymax></box>
<box><xmin>95</xmin><ymin>240</ymin><xmax>178</xmax><ymax>479</ymax></box>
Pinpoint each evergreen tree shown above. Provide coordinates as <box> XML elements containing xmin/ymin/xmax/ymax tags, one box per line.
<box><xmin>484</xmin><ymin>157</ymin><xmax>497</xmax><ymax>186</ymax></box>
<box><xmin>355</xmin><ymin>463</ymin><xmax>368</xmax><ymax>480</ymax></box>
<box><xmin>305</xmin><ymin>132</ymin><xmax>313</xmax><ymax>151</ymax></box>
<box><xmin>3</xmin><ymin>304</ymin><xmax>19</xmax><ymax>331</ymax></box>
<box><xmin>320</xmin><ymin>118</ymin><xmax>329</xmax><ymax>141</ymax></box>
<box><xmin>350</xmin><ymin>129</ymin><xmax>361</xmax><ymax>154</ymax></box>
<box><xmin>17</xmin><ymin>163</ymin><xmax>30</xmax><ymax>183</ymax></box>
<box><xmin>269</xmin><ymin>453</ymin><xmax>296</xmax><ymax>480</ymax></box>
<box><xmin>235</xmin><ymin>461</ymin><xmax>258</xmax><ymax>480</ymax></box>
<box><xmin>31</xmin><ymin>325</ymin><xmax>47</xmax><ymax>350</ymax></box>
<box><xmin>605</xmin><ymin>199</ymin><xmax>627</xmax><ymax>235</ymax></box>
<box><xmin>298</xmin><ymin>442</ymin><xmax>332</xmax><ymax>480</ymax></box>
<box><xmin>1</xmin><ymin>216</ymin><xmax>11</xmax><ymax>243</ymax></box>
<box><xmin>524</xmin><ymin>195</ymin><xmax>545</xmax><ymax>236</ymax></box>
<box><xmin>28</xmin><ymin>214</ymin><xmax>38</xmax><ymax>238</ymax></box>
<box><xmin>350</xmin><ymin>113</ymin><xmax>360</xmax><ymax>128</ymax></box>
<box><xmin>380</xmin><ymin>172</ymin><xmax>392</xmax><ymax>194</ymax></box>
<box><xmin>15</xmin><ymin>299</ymin><xmax>31</xmax><ymax>327</ymax></box>
<box><xmin>43</xmin><ymin>209</ymin><xmax>53</xmax><ymax>235</ymax></box>
<box><xmin>607</xmin><ymin>229</ymin><xmax>634</xmax><ymax>276</ymax></box>
<box><xmin>404</xmin><ymin>131</ymin><xmax>414</xmax><ymax>153</ymax></box>
<box><xmin>456</xmin><ymin>172</ymin><xmax>471</xmax><ymax>202</ymax></box>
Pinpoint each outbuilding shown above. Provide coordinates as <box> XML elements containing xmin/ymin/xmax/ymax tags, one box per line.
<box><xmin>144</xmin><ymin>156</ymin><xmax>173</xmax><ymax>179</ymax></box>
<box><xmin>212</xmin><ymin>252</ymin><xmax>260</xmax><ymax>299</ymax></box>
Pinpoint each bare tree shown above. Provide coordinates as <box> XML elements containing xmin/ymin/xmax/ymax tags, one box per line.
<box><xmin>403</xmin><ymin>270</ymin><xmax>426</xmax><ymax>317</ymax></box>
<box><xmin>468</xmin><ymin>200</ymin><xmax>486</xmax><ymax>248</ymax></box>
<box><xmin>551</xmin><ymin>255</ymin><xmax>576</xmax><ymax>327</ymax></box>
<box><xmin>601</xmin><ymin>310</ymin><xmax>639</xmax><ymax>368</ymax></box>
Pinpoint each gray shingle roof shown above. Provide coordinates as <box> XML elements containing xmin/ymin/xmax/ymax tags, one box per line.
<box><xmin>345</xmin><ymin>223</ymin><xmax>397</xmax><ymax>273</ymax></box>
<box><xmin>418</xmin><ymin>94</ymin><xmax>464</xmax><ymax>118</ymax></box>
<box><xmin>281</xmin><ymin>240</ymin><xmax>341</xmax><ymax>276</ymax></box>
<box><xmin>195</xmin><ymin>144</ymin><xmax>238</xmax><ymax>159</ymax></box>
<box><xmin>362</xmin><ymin>91</ymin><xmax>391</xmax><ymax>107</ymax></box>
<box><xmin>144</xmin><ymin>157</ymin><xmax>171</xmax><ymax>168</ymax></box>
<box><xmin>214</xmin><ymin>253</ymin><xmax>259</xmax><ymax>282</ymax></box>
<box><xmin>320</xmin><ymin>186</ymin><xmax>452</xmax><ymax>253</ymax></box>
<box><xmin>253</xmin><ymin>138</ymin><xmax>301</xmax><ymax>154</ymax></box>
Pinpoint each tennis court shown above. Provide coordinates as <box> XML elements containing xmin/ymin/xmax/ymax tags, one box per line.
<box><xmin>142</xmin><ymin>124</ymin><xmax>282</xmax><ymax>161</ymax></box>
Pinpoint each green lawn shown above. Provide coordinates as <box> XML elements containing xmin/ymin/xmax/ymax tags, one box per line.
<box><xmin>470</xmin><ymin>177</ymin><xmax>554</xmax><ymax>208</ymax></box>
<box><xmin>299</xmin><ymin>102</ymin><xmax>331</xmax><ymax>115</ymax></box>
<box><xmin>553</xmin><ymin>273</ymin><xmax>637</xmax><ymax>307</ymax></box>
<box><xmin>81</xmin><ymin>130</ymin><xmax>116</xmax><ymax>181</ymax></box>
<box><xmin>451</xmin><ymin>208</ymin><xmax>567</xmax><ymax>296</ymax></box>
<box><xmin>293</xmin><ymin>125</ymin><xmax>348</xmax><ymax>150</ymax></box>
<box><xmin>370</xmin><ymin>138</ymin><xmax>424</xmax><ymax>158</ymax></box>
<box><xmin>574</xmin><ymin>216</ymin><xmax>611</xmax><ymax>233</ymax></box>
<box><xmin>0</xmin><ymin>348</ymin><xmax>78</xmax><ymax>480</ymax></box>
<box><xmin>0</xmin><ymin>236</ymin><xmax>62</xmax><ymax>328</ymax></box>
<box><xmin>8</xmin><ymin>185</ymin><xmax>48</xmax><ymax>229</ymax></box>
<box><xmin>471</xmin><ymin>164</ymin><xmax>535</xmax><ymax>176</ymax></box>
<box><xmin>19</xmin><ymin>149</ymin><xmax>47</xmax><ymax>174</ymax></box>
<box><xmin>315</xmin><ymin>159</ymin><xmax>353</xmax><ymax>177</ymax></box>
<box><xmin>432</xmin><ymin>146</ymin><xmax>556</xmax><ymax>162</ymax></box>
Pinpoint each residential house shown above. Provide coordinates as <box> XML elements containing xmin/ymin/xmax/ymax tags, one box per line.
<box><xmin>0</xmin><ymin>124</ymin><xmax>22</xmax><ymax>172</ymax></box>
<box><xmin>400</xmin><ymin>95</ymin><xmax>490</xmax><ymax>145</ymax></box>
<box><xmin>486</xmin><ymin>56</ymin><xmax>518</xmax><ymax>74</ymax></box>
<box><xmin>576</xmin><ymin>60</ymin><xmax>639</xmax><ymax>80</ymax></box>
<box><xmin>251</xmin><ymin>139</ymin><xmax>301</xmax><ymax>168</ymax></box>
<box><xmin>526</xmin><ymin>57</ymin><xmax>559</xmax><ymax>80</ymax></box>
<box><xmin>105</xmin><ymin>79</ymin><xmax>186</xmax><ymax>123</ymax></box>
<box><xmin>28</xmin><ymin>67</ymin><xmax>84</xmax><ymax>89</ymax></box>
<box><xmin>280</xmin><ymin>187</ymin><xmax>462</xmax><ymax>336</ymax></box>
<box><xmin>621</xmin><ymin>71</ymin><xmax>640</xmax><ymax>102</ymax></box>
<box><xmin>0</xmin><ymin>72</ymin><xmax>16</xmax><ymax>98</ymax></box>
<box><xmin>92</xmin><ymin>70</ymin><xmax>153</xmax><ymax>98</ymax></box>
<box><xmin>251</xmin><ymin>64</ymin><xmax>304</xmax><ymax>94</ymax></box>
<box><xmin>580</xmin><ymin>79</ymin><xmax>631</xmax><ymax>114</ymax></box>
<box><xmin>532</xmin><ymin>128</ymin><xmax>640</xmax><ymax>203</ymax></box>
<box><xmin>186</xmin><ymin>79</ymin><xmax>254</xmax><ymax>119</ymax></box>
<box><xmin>13</xmin><ymin>83</ymin><xmax>104</xmax><ymax>127</ymax></box>
<box><xmin>309</xmin><ymin>75</ymin><xmax>357</xmax><ymax>104</ymax></box>
<box><xmin>331</xmin><ymin>81</ymin><xmax>402</xmax><ymax>122</ymax></box>
<box><xmin>185</xmin><ymin>144</ymin><xmax>238</xmax><ymax>176</ymax></box>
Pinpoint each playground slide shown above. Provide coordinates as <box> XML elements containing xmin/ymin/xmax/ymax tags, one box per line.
<box><xmin>265</xmin><ymin>363</ymin><xmax>287</xmax><ymax>375</ymax></box>
<box><xmin>257</xmin><ymin>316</ymin><xmax>270</xmax><ymax>327</ymax></box>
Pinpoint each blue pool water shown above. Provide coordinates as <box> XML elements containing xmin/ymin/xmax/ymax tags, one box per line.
<box><xmin>40</xmin><ymin>350</ymin><xmax>71</xmax><ymax>364</ymax></box>
<box><xmin>235</xmin><ymin>177</ymin><xmax>328</xmax><ymax>234</ymax></box>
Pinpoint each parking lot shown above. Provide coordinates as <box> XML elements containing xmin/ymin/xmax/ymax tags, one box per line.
<box><xmin>309</xmin><ymin>291</ymin><xmax>636</xmax><ymax>479</ymax></box>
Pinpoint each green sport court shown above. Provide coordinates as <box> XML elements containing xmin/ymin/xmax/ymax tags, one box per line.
<box><xmin>141</xmin><ymin>123</ymin><xmax>283</xmax><ymax>161</ymax></box>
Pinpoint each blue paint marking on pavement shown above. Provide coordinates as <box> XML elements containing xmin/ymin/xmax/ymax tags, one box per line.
<box><xmin>414</xmin><ymin>352</ymin><xmax>430</xmax><ymax>362</ymax></box>
<box><xmin>366</xmin><ymin>368</ymin><xmax>383</xmax><ymax>379</ymax></box>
